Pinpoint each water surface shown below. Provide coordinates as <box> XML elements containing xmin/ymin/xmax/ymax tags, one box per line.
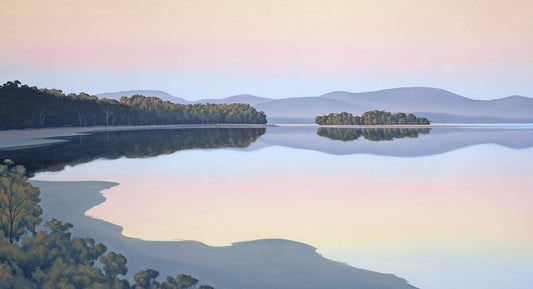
<box><xmin>25</xmin><ymin>126</ymin><xmax>533</xmax><ymax>289</ymax></box>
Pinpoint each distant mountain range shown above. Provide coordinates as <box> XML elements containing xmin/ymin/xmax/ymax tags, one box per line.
<box><xmin>97</xmin><ymin>87</ymin><xmax>533</xmax><ymax>123</ymax></box>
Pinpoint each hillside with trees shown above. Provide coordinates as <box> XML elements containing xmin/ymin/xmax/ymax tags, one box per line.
<box><xmin>0</xmin><ymin>81</ymin><xmax>266</xmax><ymax>130</ymax></box>
<box><xmin>0</xmin><ymin>159</ymin><xmax>214</xmax><ymax>289</ymax></box>
<box><xmin>315</xmin><ymin>111</ymin><xmax>430</xmax><ymax>125</ymax></box>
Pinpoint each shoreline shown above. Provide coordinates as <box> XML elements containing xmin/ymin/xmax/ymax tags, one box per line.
<box><xmin>32</xmin><ymin>179</ymin><xmax>418</xmax><ymax>289</ymax></box>
<box><xmin>3</xmin><ymin>122</ymin><xmax>529</xmax><ymax>150</ymax></box>
<box><xmin>0</xmin><ymin>123</ymin><xmax>480</xmax><ymax>150</ymax></box>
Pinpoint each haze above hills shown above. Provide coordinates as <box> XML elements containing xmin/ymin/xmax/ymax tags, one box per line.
<box><xmin>97</xmin><ymin>87</ymin><xmax>533</xmax><ymax>123</ymax></box>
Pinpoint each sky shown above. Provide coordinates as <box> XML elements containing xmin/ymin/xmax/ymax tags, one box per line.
<box><xmin>1</xmin><ymin>0</ymin><xmax>532</xmax><ymax>100</ymax></box>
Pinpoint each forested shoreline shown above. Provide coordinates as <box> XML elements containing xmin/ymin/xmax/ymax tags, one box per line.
<box><xmin>0</xmin><ymin>81</ymin><xmax>267</xmax><ymax>130</ymax></box>
<box><xmin>315</xmin><ymin>111</ymin><xmax>430</xmax><ymax>125</ymax></box>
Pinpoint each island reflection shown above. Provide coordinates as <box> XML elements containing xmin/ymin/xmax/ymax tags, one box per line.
<box><xmin>316</xmin><ymin>127</ymin><xmax>431</xmax><ymax>141</ymax></box>
<box><xmin>0</xmin><ymin>128</ymin><xmax>265</xmax><ymax>177</ymax></box>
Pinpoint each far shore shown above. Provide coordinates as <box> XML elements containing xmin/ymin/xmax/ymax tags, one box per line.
<box><xmin>0</xmin><ymin>123</ymin><xmax>479</xmax><ymax>150</ymax></box>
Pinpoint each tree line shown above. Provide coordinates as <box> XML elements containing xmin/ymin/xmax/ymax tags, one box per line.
<box><xmin>0</xmin><ymin>81</ymin><xmax>267</xmax><ymax>130</ymax></box>
<box><xmin>315</xmin><ymin>110</ymin><xmax>430</xmax><ymax>125</ymax></box>
<box><xmin>0</xmin><ymin>159</ymin><xmax>215</xmax><ymax>289</ymax></box>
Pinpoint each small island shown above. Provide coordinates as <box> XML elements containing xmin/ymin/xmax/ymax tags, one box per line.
<box><xmin>315</xmin><ymin>110</ymin><xmax>431</xmax><ymax>125</ymax></box>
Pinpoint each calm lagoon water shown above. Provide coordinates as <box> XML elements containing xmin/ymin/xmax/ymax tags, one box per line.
<box><xmin>29</xmin><ymin>126</ymin><xmax>533</xmax><ymax>289</ymax></box>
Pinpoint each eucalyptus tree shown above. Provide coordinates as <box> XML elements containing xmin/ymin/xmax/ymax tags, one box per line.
<box><xmin>0</xmin><ymin>159</ymin><xmax>42</xmax><ymax>244</ymax></box>
<box><xmin>134</xmin><ymin>269</ymin><xmax>161</xmax><ymax>289</ymax></box>
<box><xmin>100</xmin><ymin>251</ymin><xmax>128</xmax><ymax>282</ymax></box>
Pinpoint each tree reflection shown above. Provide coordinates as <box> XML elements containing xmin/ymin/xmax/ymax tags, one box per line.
<box><xmin>0</xmin><ymin>128</ymin><xmax>265</xmax><ymax>177</ymax></box>
<box><xmin>317</xmin><ymin>127</ymin><xmax>431</xmax><ymax>141</ymax></box>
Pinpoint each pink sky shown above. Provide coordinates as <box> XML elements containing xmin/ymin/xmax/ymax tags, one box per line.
<box><xmin>1</xmin><ymin>0</ymin><xmax>532</xmax><ymax>99</ymax></box>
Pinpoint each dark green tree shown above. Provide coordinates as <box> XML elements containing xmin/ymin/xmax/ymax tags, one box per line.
<box><xmin>315</xmin><ymin>110</ymin><xmax>430</xmax><ymax>125</ymax></box>
<box><xmin>100</xmin><ymin>252</ymin><xmax>128</xmax><ymax>282</ymax></box>
<box><xmin>134</xmin><ymin>269</ymin><xmax>160</xmax><ymax>289</ymax></box>
<box><xmin>0</xmin><ymin>160</ymin><xmax>42</xmax><ymax>244</ymax></box>
<box><xmin>175</xmin><ymin>274</ymin><xmax>198</xmax><ymax>289</ymax></box>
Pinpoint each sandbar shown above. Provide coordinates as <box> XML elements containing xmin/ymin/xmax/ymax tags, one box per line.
<box><xmin>32</xmin><ymin>179</ymin><xmax>418</xmax><ymax>289</ymax></box>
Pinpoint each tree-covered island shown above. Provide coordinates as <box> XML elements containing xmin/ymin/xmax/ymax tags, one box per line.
<box><xmin>315</xmin><ymin>110</ymin><xmax>430</xmax><ymax>125</ymax></box>
<box><xmin>0</xmin><ymin>81</ymin><xmax>267</xmax><ymax>130</ymax></box>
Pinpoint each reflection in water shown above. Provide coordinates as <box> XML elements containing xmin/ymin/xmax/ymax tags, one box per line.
<box><xmin>26</xmin><ymin>127</ymin><xmax>533</xmax><ymax>289</ymax></box>
<box><xmin>0</xmin><ymin>128</ymin><xmax>265</xmax><ymax>177</ymax></box>
<box><xmin>317</xmin><ymin>127</ymin><xmax>431</xmax><ymax>141</ymax></box>
<box><xmin>34</xmin><ymin>142</ymin><xmax>533</xmax><ymax>289</ymax></box>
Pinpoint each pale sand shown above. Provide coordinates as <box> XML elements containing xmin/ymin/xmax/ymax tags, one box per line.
<box><xmin>33</xmin><ymin>180</ymin><xmax>418</xmax><ymax>289</ymax></box>
<box><xmin>0</xmin><ymin>124</ymin><xmax>268</xmax><ymax>149</ymax></box>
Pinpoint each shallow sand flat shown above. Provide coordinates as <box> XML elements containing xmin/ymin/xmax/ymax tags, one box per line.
<box><xmin>0</xmin><ymin>124</ymin><xmax>267</xmax><ymax>149</ymax></box>
<box><xmin>32</xmin><ymin>180</ymin><xmax>419</xmax><ymax>289</ymax></box>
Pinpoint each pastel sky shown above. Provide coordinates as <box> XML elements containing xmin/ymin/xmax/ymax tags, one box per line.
<box><xmin>1</xmin><ymin>0</ymin><xmax>532</xmax><ymax>100</ymax></box>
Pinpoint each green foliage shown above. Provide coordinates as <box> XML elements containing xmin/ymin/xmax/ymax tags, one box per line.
<box><xmin>315</xmin><ymin>110</ymin><xmax>431</xmax><ymax>125</ymax></box>
<box><xmin>134</xmin><ymin>269</ymin><xmax>160</xmax><ymax>289</ymax></box>
<box><xmin>0</xmin><ymin>161</ymin><xmax>216</xmax><ymax>289</ymax></box>
<box><xmin>0</xmin><ymin>159</ymin><xmax>42</xmax><ymax>243</ymax></box>
<box><xmin>101</xmin><ymin>252</ymin><xmax>128</xmax><ymax>281</ymax></box>
<box><xmin>159</xmin><ymin>274</ymin><xmax>201</xmax><ymax>289</ymax></box>
<box><xmin>0</xmin><ymin>81</ymin><xmax>267</xmax><ymax>130</ymax></box>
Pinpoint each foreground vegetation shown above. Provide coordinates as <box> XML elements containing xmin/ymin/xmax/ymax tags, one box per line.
<box><xmin>0</xmin><ymin>159</ymin><xmax>214</xmax><ymax>289</ymax></box>
<box><xmin>0</xmin><ymin>81</ymin><xmax>267</xmax><ymax>130</ymax></box>
<box><xmin>315</xmin><ymin>111</ymin><xmax>430</xmax><ymax>125</ymax></box>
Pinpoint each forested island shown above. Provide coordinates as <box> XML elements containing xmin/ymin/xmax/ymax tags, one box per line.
<box><xmin>0</xmin><ymin>81</ymin><xmax>267</xmax><ymax>130</ymax></box>
<box><xmin>315</xmin><ymin>111</ymin><xmax>431</xmax><ymax>125</ymax></box>
<box><xmin>0</xmin><ymin>159</ymin><xmax>214</xmax><ymax>289</ymax></box>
